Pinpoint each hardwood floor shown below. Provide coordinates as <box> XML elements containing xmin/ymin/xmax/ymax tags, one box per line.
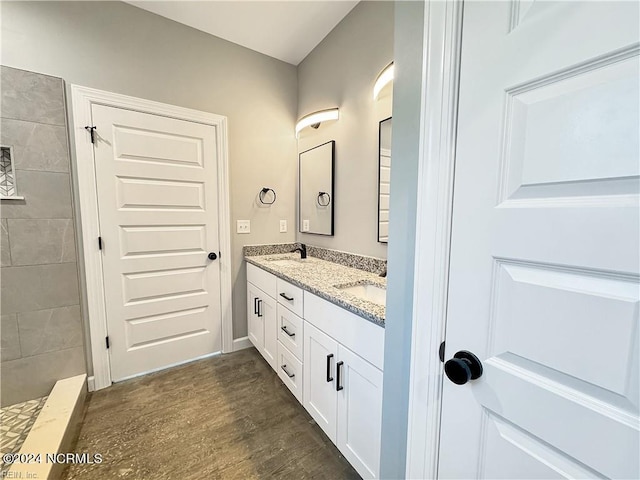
<box><xmin>63</xmin><ymin>348</ymin><xmax>360</xmax><ymax>480</ymax></box>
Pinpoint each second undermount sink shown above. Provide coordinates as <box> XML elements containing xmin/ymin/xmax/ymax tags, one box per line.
<box><xmin>338</xmin><ymin>283</ymin><xmax>387</xmax><ymax>306</ymax></box>
<box><xmin>266</xmin><ymin>257</ymin><xmax>307</xmax><ymax>267</ymax></box>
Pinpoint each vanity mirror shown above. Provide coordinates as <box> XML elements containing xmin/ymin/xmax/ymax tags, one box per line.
<box><xmin>378</xmin><ymin>117</ymin><xmax>392</xmax><ymax>243</ymax></box>
<box><xmin>299</xmin><ymin>141</ymin><xmax>335</xmax><ymax>236</ymax></box>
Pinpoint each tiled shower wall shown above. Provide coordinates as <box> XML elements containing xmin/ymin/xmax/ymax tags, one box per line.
<box><xmin>0</xmin><ymin>66</ymin><xmax>86</xmax><ymax>407</ymax></box>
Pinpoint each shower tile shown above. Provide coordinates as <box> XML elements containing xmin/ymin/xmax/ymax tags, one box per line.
<box><xmin>0</xmin><ymin>170</ymin><xmax>72</xmax><ymax>219</ymax></box>
<box><xmin>1</xmin><ymin>314</ymin><xmax>21</xmax><ymax>362</ymax></box>
<box><xmin>0</xmin><ymin>263</ymin><xmax>79</xmax><ymax>314</ymax></box>
<box><xmin>0</xmin><ymin>395</ymin><xmax>48</xmax><ymax>464</ymax></box>
<box><xmin>0</xmin><ymin>118</ymin><xmax>70</xmax><ymax>173</ymax></box>
<box><xmin>0</xmin><ymin>66</ymin><xmax>65</xmax><ymax>125</ymax></box>
<box><xmin>1</xmin><ymin>219</ymin><xmax>10</xmax><ymax>267</ymax></box>
<box><xmin>0</xmin><ymin>347</ymin><xmax>85</xmax><ymax>407</ymax></box>
<box><xmin>8</xmin><ymin>219</ymin><xmax>76</xmax><ymax>266</ymax></box>
<box><xmin>18</xmin><ymin>306</ymin><xmax>83</xmax><ymax>357</ymax></box>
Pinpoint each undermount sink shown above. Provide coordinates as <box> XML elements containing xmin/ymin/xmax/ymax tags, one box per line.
<box><xmin>338</xmin><ymin>283</ymin><xmax>386</xmax><ymax>306</ymax></box>
<box><xmin>266</xmin><ymin>258</ymin><xmax>306</xmax><ymax>267</ymax></box>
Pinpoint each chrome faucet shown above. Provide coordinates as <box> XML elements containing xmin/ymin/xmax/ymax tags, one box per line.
<box><xmin>291</xmin><ymin>243</ymin><xmax>307</xmax><ymax>259</ymax></box>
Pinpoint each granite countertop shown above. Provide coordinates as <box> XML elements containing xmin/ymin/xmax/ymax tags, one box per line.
<box><xmin>245</xmin><ymin>253</ymin><xmax>386</xmax><ymax>327</ymax></box>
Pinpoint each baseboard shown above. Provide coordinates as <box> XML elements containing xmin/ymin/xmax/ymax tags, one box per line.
<box><xmin>233</xmin><ymin>336</ymin><xmax>252</xmax><ymax>351</ymax></box>
<box><xmin>87</xmin><ymin>375</ymin><xmax>95</xmax><ymax>392</ymax></box>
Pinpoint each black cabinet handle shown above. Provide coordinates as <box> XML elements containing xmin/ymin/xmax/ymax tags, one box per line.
<box><xmin>281</xmin><ymin>365</ymin><xmax>295</xmax><ymax>378</ymax></box>
<box><xmin>336</xmin><ymin>361</ymin><xmax>344</xmax><ymax>391</ymax></box>
<box><xmin>257</xmin><ymin>299</ymin><xmax>263</xmax><ymax>317</ymax></box>
<box><xmin>326</xmin><ymin>354</ymin><xmax>334</xmax><ymax>382</ymax></box>
<box><xmin>281</xmin><ymin>325</ymin><xmax>295</xmax><ymax>337</ymax></box>
<box><xmin>279</xmin><ymin>292</ymin><xmax>294</xmax><ymax>301</ymax></box>
<box><xmin>254</xmin><ymin>297</ymin><xmax>259</xmax><ymax>315</ymax></box>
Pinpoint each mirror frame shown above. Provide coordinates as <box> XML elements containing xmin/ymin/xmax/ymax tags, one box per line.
<box><xmin>298</xmin><ymin>140</ymin><xmax>335</xmax><ymax>236</ymax></box>
<box><xmin>378</xmin><ymin>116</ymin><xmax>392</xmax><ymax>243</ymax></box>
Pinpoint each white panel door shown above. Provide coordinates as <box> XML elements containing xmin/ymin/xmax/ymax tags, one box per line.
<box><xmin>439</xmin><ymin>2</ymin><xmax>639</xmax><ymax>479</ymax></box>
<box><xmin>337</xmin><ymin>345</ymin><xmax>383</xmax><ymax>479</ymax></box>
<box><xmin>92</xmin><ymin>104</ymin><xmax>222</xmax><ymax>382</ymax></box>
<box><xmin>304</xmin><ymin>321</ymin><xmax>339</xmax><ymax>442</ymax></box>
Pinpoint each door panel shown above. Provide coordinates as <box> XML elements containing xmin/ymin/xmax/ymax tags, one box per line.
<box><xmin>439</xmin><ymin>2</ymin><xmax>639</xmax><ymax>478</ymax></box>
<box><xmin>261</xmin><ymin>294</ymin><xmax>277</xmax><ymax>370</ymax></box>
<box><xmin>247</xmin><ymin>284</ymin><xmax>263</xmax><ymax>350</ymax></box>
<box><xmin>337</xmin><ymin>345</ymin><xmax>383</xmax><ymax>479</ymax></box>
<box><xmin>304</xmin><ymin>322</ymin><xmax>338</xmax><ymax>442</ymax></box>
<box><xmin>92</xmin><ymin>104</ymin><xmax>222</xmax><ymax>381</ymax></box>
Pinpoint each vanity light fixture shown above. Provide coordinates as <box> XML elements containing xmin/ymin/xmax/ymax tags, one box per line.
<box><xmin>295</xmin><ymin>108</ymin><xmax>339</xmax><ymax>137</ymax></box>
<box><xmin>373</xmin><ymin>62</ymin><xmax>394</xmax><ymax>100</ymax></box>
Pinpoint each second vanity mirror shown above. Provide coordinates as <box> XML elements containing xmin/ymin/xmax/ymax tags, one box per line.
<box><xmin>299</xmin><ymin>140</ymin><xmax>335</xmax><ymax>236</ymax></box>
<box><xmin>378</xmin><ymin>117</ymin><xmax>392</xmax><ymax>243</ymax></box>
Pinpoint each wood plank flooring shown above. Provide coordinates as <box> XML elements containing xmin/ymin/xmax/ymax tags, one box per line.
<box><xmin>63</xmin><ymin>348</ymin><xmax>360</xmax><ymax>480</ymax></box>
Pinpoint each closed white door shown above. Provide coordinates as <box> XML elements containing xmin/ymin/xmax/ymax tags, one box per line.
<box><xmin>92</xmin><ymin>104</ymin><xmax>223</xmax><ymax>382</ymax></box>
<box><xmin>304</xmin><ymin>322</ymin><xmax>339</xmax><ymax>442</ymax></box>
<box><xmin>439</xmin><ymin>2</ymin><xmax>639</xmax><ymax>478</ymax></box>
<box><xmin>337</xmin><ymin>345</ymin><xmax>383</xmax><ymax>479</ymax></box>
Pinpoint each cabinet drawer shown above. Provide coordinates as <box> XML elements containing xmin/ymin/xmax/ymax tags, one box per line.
<box><xmin>247</xmin><ymin>263</ymin><xmax>277</xmax><ymax>298</ymax></box>
<box><xmin>277</xmin><ymin>304</ymin><xmax>303</xmax><ymax>362</ymax></box>
<box><xmin>277</xmin><ymin>278</ymin><xmax>304</xmax><ymax>317</ymax></box>
<box><xmin>277</xmin><ymin>341</ymin><xmax>303</xmax><ymax>403</ymax></box>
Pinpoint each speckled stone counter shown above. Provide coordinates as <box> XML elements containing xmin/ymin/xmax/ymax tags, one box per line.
<box><xmin>244</xmin><ymin>252</ymin><xmax>386</xmax><ymax>327</ymax></box>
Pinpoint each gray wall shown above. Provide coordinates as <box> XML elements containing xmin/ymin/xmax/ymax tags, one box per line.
<box><xmin>296</xmin><ymin>1</ymin><xmax>393</xmax><ymax>259</ymax></box>
<box><xmin>0</xmin><ymin>66</ymin><xmax>86</xmax><ymax>406</ymax></box>
<box><xmin>0</xmin><ymin>1</ymin><xmax>299</xmax><ymax>345</ymax></box>
<box><xmin>380</xmin><ymin>2</ymin><xmax>425</xmax><ymax>478</ymax></box>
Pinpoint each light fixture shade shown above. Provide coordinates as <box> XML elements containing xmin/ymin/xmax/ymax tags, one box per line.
<box><xmin>295</xmin><ymin>108</ymin><xmax>340</xmax><ymax>137</ymax></box>
<box><xmin>373</xmin><ymin>62</ymin><xmax>394</xmax><ymax>100</ymax></box>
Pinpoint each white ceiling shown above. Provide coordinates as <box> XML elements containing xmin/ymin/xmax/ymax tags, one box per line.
<box><xmin>126</xmin><ymin>1</ymin><xmax>360</xmax><ymax>65</ymax></box>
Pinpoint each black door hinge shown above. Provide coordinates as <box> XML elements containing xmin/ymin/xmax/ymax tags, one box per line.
<box><xmin>85</xmin><ymin>126</ymin><xmax>97</xmax><ymax>144</ymax></box>
<box><xmin>105</xmin><ymin>336</ymin><xmax>110</xmax><ymax>349</ymax></box>
<box><xmin>439</xmin><ymin>341</ymin><xmax>446</xmax><ymax>363</ymax></box>
<box><xmin>98</xmin><ymin>236</ymin><xmax>103</xmax><ymax>250</ymax></box>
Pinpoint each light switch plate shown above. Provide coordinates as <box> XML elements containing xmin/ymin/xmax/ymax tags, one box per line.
<box><xmin>280</xmin><ymin>220</ymin><xmax>287</xmax><ymax>233</ymax></box>
<box><xmin>302</xmin><ymin>219</ymin><xmax>310</xmax><ymax>232</ymax></box>
<box><xmin>237</xmin><ymin>220</ymin><xmax>250</xmax><ymax>234</ymax></box>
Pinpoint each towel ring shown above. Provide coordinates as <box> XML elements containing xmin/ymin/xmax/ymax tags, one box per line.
<box><xmin>259</xmin><ymin>187</ymin><xmax>276</xmax><ymax>205</ymax></box>
<box><xmin>317</xmin><ymin>191</ymin><xmax>331</xmax><ymax>207</ymax></box>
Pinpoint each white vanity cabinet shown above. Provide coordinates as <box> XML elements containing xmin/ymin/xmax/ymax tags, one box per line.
<box><xmin>246</xmin><ymin>261</ymin><xmax>384</xmax><ymax>479</ymax></box>
<box><xmin>246</xmin><ymin>265</ymin><xmax>277</xmax><ymax>369</ymax></box>
<box><xmin>303</xmin><ymin>292</ymin><xmax>384</xmax><ymax>479</ymax></box>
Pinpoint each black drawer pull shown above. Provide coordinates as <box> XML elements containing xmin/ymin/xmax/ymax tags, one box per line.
<box><xmin>254</xmin><ymin>297</ymin><xmax>259</xmax><ymax>315</ymax></box>
<box><xmin>279</xmin><ymin>292</ymin><xmax>294</xmax><ymax>301</ymax></box>
<box><xmin>281</xmin><ymin>365</ymin><xmax>295</xmax><ymax>378</ymax></box>
<box><xmin>336</xmin><ymin>361</ymin><xmax>344</xmax><ymax>391</ymax></box>
<box><xmin>281</xmin><ymin>325</ymin><xmax>295</xmax><ymax>337</ymax></box>
<box><xmin>257</xmin><ymin>299</ymin><xmax>263</xmax><ymax>317</ymax></box>
<box><xmin>326</xmin><ymin>354</ymin><xmax>334</xmax><ymax>382</ymax></box>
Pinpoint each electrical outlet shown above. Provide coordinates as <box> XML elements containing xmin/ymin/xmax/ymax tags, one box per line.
<box><xmin>237</xmin><ymin>220</ymin><xmax>250</xmax><ymax>234</ymax></box>
<box><xmin>302</xmin><ymin>219</ymin><xmax>310</xmax><ymax>232</ymax></box>
<box><xmin>280</xmin><ymin>220</ymin><xmax>287</xmax><ymax>233</ymax></box>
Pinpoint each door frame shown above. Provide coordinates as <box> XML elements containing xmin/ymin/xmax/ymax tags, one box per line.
<box><xmin>70</xmin><ymin>85</ymin><xmax>233</xmax><ymax>391</ymax></box>
<box><xmin>405</xmin><ymin>1</ymin><xmax>463</xmax><ymax>478</ymax></box>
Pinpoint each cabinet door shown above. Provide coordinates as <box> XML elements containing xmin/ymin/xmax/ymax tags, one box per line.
<box><xmin>261</xmin><ymin>293</ymin><xmax>277</xmax><ymax>370</ymax></box>
<box><xmin>303</xmin><ymin>322</ymin><xmax>338</xmax><ymax>443</ymax></box>
<box><xmin>247</xmin><ymin>283</ymin><xmax>263</xmax><ymax>350</ymax></box>
<box><xmin>337</xmin><ymin>345</ymin><xmax>384</xmax><ymax>479</ymax></box>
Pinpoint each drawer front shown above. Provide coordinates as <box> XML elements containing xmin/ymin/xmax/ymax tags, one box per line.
<box><xmin>276</xmin><ymin>278</ymin><xmax>304</xmax><ymax>317</ymax></box>
<box><xmin>247</xmin><ymin>263</ymin><xmax>277</xmax><ymax>298</ymax></box>
<box><xmin>277</xmin><ymin>341</ymin><xmax>303</xmax><ymax>403</ymax></box>
<box><xmin>277</xmin><ymin>304</ymin><xmax>303</xmax><ymax>361</ymax></box>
